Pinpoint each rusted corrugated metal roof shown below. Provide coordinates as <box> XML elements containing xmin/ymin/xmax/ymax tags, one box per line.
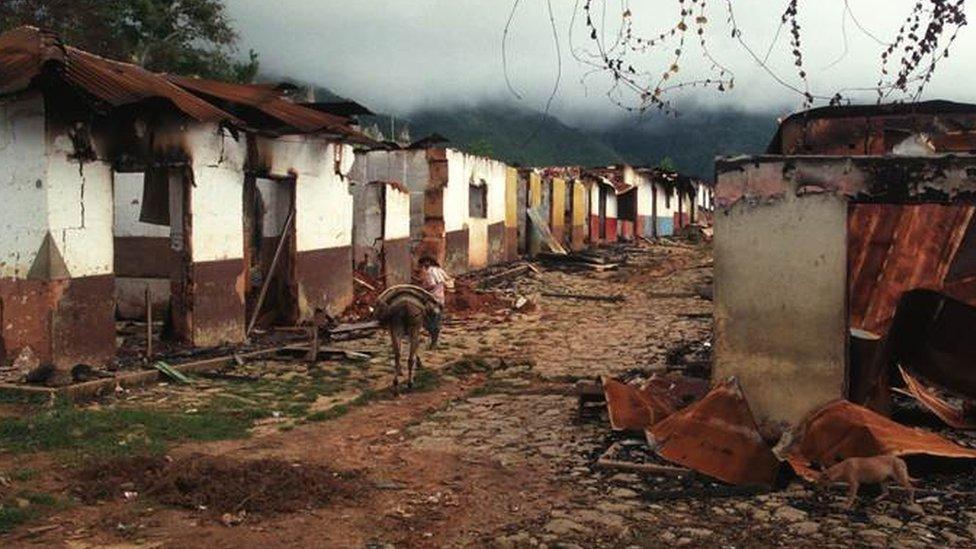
<box><xmin>602</xmin><ymin>377</ymin><xmax>675</xmax><ymax>432</ymax></box>
<box><xmin>768</xmin><ymin>100</ymin><xmax>976</xmax><ymax>155</ymax></box>
<box><xmin>167</xmin><ymin>75</ymin><xmax>373</xmax><ymax>143</ymax></box>
<box><xmin>848</xmin><ymin>203</ymin><xmax>976</xmax><ymax>335</ymax></box>
<box><xmin>785</xmin><ymin>399</ymin><xmax>976</xmax><ymax>480</ymax></box>
<box><xmin>646</xmin><ymin>377</ymin><xmax>781</xmax><ymax>486</ymax></box>
<box><xmin>0</xmin><ymin>26</ymin><xmax>239</xmax><ymax>124</ymax></box>
<box><xmin>603</xmin><ymin>374</ymin><xmax>709</xmax><ymax>432</ymax></box>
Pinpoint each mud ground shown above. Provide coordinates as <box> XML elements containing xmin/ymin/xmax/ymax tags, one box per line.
<box><xmin>2</xmin><ymin>242</ymin><xmax>976</xmax><ymax>548</ymax></box>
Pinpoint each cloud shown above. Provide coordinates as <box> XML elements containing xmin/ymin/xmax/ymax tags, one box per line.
<box><xmin>225</xmin><ymin>0</ymin><xmax>976</xmax><ymax>127</ymax></box>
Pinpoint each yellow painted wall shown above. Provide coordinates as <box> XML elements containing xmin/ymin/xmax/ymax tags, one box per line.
<box><xmin>572</xmin><ymin>180</ymin><xmax>587</xmax><ymax>226</ymax></box>
<box><xmin>550</xmin><ymin>177</ymin><xmax>566</xmax><ymax>229</ymax></box>
<box><xmin>529</xmin><ymin>172</ymin><xmax>542</xmax><ymax>208</ymax></box>
<box><xmin>505</xmin><ymin>167</ymin><xmax>518</xmax><ymax>229</ymax></box>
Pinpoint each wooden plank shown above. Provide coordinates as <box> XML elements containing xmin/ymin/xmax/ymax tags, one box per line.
<box><xmin>527</xmin><ymin>208</ymin><xmax>568</xmax><ymax>255</ymax></box>
<box><xmin>595</xmin><ymin>458</ymin><xmax>692</xmax><ymax>477</ymax></box>
<box><xmin>542</xmin><ymin>292</ymin><xmax>625</xmax><ymax>303</ymax></box>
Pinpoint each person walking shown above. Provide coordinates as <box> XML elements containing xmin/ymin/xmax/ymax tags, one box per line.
<box><xmin>418</xmin><ymin>256</ymin><xmax>451</xmax><ymax>348</ymax></box>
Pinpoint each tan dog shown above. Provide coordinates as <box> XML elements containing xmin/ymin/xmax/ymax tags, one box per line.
<box><xmin>817</xmin><ymin>454</ymin><xmax>917</xmax><ymax>509</ymax></box>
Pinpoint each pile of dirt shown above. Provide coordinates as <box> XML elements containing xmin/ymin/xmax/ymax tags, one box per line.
<box><xmin>447</xmin><ymin>282</ymin><xmax>510</xmax><ymax>316</ymax></box>
<box><xmin>75</xmin><ymin>454</ymin><xmax>364</xmax><ymax>515</ymax></box>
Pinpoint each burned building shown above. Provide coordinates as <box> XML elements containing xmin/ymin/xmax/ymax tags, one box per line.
<box><xmin>0</xmin><ymin>26</ymin><xmax>369</xmax><ymax>373</ymax></box>
<box><xmin>715</xmin><ymin>101</ymin><xmax>976</xmax><ymax>428</ymax></box>
<box><xmin>351</xmin><ymin>146</ymin><xmax>513</xmax><ymax>275</ymax></box>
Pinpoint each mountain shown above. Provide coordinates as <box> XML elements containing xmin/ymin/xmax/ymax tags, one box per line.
<box><xmin>597</xmin><ymin>109</ymin><xmax>780</xmax><ymax>178</ymax></box>
<box><xmin>398</xmin><ymin>104</ymin><xmax>777</xmax><ymax>177</ymax></box>
<box><xmin>398</xmin><ymin>103</ymin><xmax>623</xmax><ymax>167</ymax></box>
<box><xmin>262</xmin><ymin>75</ymin><xmax>779</xmax><ymax>178</ymax></box>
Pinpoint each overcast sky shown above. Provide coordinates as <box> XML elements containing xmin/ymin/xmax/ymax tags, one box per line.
<box><xmin>225</xmin><ymin>1</ymin><xmax>976</xmax><ymax>127</ymax></box>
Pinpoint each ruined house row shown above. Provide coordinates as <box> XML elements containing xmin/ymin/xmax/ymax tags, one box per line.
<box><xmin>0</xmin><ymin>26</ymin><xmax>711</xmax><ymax>371</ymax></box>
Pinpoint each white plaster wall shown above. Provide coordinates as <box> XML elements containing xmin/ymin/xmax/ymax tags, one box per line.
<box><xmin>385</xmin><ymin>187</ymin><xmax>411</xmax><ymax>240</ymax></box>
<box><xmin>654</xmin><ymin>183</ymin><xmax>678</xmax><ymax>217</ymax></box>
<box><xmin>0</xmin><ymin>93</ymin><xmax>114</xmax><ymax>279</ymax></box>
<box><xmin>186</xmin><ymin>124</ymin><xmax>246</xmax><ymax>262</ymax></box>
<box><xmin>636</xmin><ymin>173</ymin><xmax>654</xmax><ymax>216</ymax></box>
<box><xmin>589</xmin><ymin>184</ymin><xmax>600</xmax><ymax>216</ymax></box>
<box><xmin>114</xmin><ymin>173</ymin><xmax>170</xmax><ymax>238</ymax></box>
<box><xmin>606</xmin><ymin>191</ymin><xmax>618</xmax><ymax>218</ymax></box>
<box><xmin>47</xmin><ymin>135</ymin><xmax>114</xmax><ymax>277</ymax></box>
<box><xmin>447</xmin><ymin>150</ymin><xmax>509</xmax><ymax>268</ymax></box>
<box><xmin>258</xmin><ymin>136</ymin><xmax>354</xmax><ymax>252</ymax></box>
<box><xmin>0</xmin><ymin>94</ymin><xmax>51</xmax><ymax>279</ymax></box>
<box><xmin>449</xmin><ymin>149</ymin><xmax>508</xmax><ymax>225</ymax></box>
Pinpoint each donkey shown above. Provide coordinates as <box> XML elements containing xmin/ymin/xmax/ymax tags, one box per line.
<box><xmin>373</xmin><ymin>285</ymin><xmax>442</xmax><ymax>394</ymax></box>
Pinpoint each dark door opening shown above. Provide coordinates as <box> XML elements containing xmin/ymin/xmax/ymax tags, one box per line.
<box><xmin>244</xmin><ymin>175</ymin><xmax>298</xmax><ymax>328</ymax></box>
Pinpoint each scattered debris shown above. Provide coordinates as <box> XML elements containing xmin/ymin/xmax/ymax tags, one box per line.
<box><xmin>541</xmin><ymin>292</ymin><xmax>625</xmax><ymax>303</ymax></box>
<box><xmin>154</xmin><ymin>361</ymin><xmax>191</xmax><ymax>384</ymax></box>
<box><xmin>527</xmin><ymin>207</ymin><xmax>568</xmax><ymax>254</ymax></box>
<box><xmin>896</xmin><ymin>365</ymin><xmax>976</xmax><ymax>430</ymax></box>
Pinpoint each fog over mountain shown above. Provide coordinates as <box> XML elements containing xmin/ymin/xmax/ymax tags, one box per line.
<box><xmin>227</xmin><ymin>1</ymin><xmax>975</xmax><ymax>174</ymax></box>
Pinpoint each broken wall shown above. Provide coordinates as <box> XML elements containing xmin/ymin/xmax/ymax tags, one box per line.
<box><xmin>549</xmin><ymin>177</ymin><xmax>567</xmax><ymax>247</ymax></box>
<box><xmin>0</xmin><ymin>92</ymin><xmax>115</xmax><ymax>368</ymax></box>
<box><xmin>589</xmin><ymin>183</ymin><xmax>617</xmax><ymax>244</ymax></box>
<box><xmin>444</xmin><ymin>149</ymin><xmax>508</xmax><ymax>271</ymax></box>
<box><xmin>714</xmin><ymin>162</ymin><xmax>848</xmax><ymax>427</ymax></box>
<box><xmin>256</xmin><ymin>135</ymin><xmax>355</xmax><ymax>319</ymax></box>
<box><xmin>178</xmin><ymin>124</ymin><xmax>248</xmax><ymax>346</ymax></box>
<box><xmin>383</xmin><ymin>182</ymin><xmax>412</xmax><ymax>285</ymax></box>
<box><xmin>653</xmin><ymin>183</ymin><xmax>678</xmax><ymax>236</ymax></box>
<box><xmin>636</xmin><ymin>174</ymin><xmax>655</xmax><ymax>239</ymax></box>
<box><xmin>570</xmin><ymin>179</ymin><xmax>588</xmax><ymax>250</ymax></box>
<box><xmin>504</xmin><ymin>167</ymin><xmax>519</xmax><ymax>261</ymax></box>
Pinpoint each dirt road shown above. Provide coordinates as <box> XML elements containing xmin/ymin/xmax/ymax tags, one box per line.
<box><xmin>2</xmin><ymin>242</ymin><xmax>974</xmax><ymax>548</ymax></box>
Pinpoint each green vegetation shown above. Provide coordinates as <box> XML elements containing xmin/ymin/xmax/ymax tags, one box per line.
<box><xmin>358</xmin><ymin>101</ymin><xmax>777</xmax><ymax>176</ymax></box>
<box><xmin>0</xmin><ymin>401</ymin><xmax>250</xmax><ymax>458</ymax></box>
<box><xmin>0</xmin><ymin>506</ymin><xmax>32</xmax><ymax>534</ymax></box>
<box><xmin>0</xmin><ymin>491</ymin><xmax>63</xmax><ymax>534</ymax></box>
<box><xmin>306</xmin><ymin>367</ymin><xmax>441</xmax><ymax>423</ymax></box>
<box><xmin>0</xmin><ymin>0</ymin><xmax>259</xmax><ymax>82</ymax></box>
<box><xmin>400</xmin><ymin>103</ymin><xmax>623</xmax><ymax>167</ymax></box>
<box><xmin>9</xmin><ymin>467</ymin><xmax>37</xmax><ymax>482</ymax></box>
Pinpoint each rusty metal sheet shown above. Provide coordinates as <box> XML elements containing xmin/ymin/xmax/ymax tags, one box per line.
<box><xmin>848</xmin><ymin>204</ymin><xmax>976</xmax><ymax>335</ymax></box>
<box><xmin>785</xmin><ymin>399</ymin><xmax>976</xmax><ymax>480</ymax></box>
<box><xmin>769</xmin><ymin>100</ymin><xmax>976</xmax><ymax>155</ymax></box>
<box><xmin>0</xmin><ymin>26</ymin><xmax>238</xmax><ymax>125</ymax></box>
<box><xmin>646</xmin><ymin>377</ymin><xmax>780</xmax><ymax>486</ymax></box>
<box><xmin>167</xmin><ymin>75</ymin><xmax>371</xmax><ymax>142</ymax></box>
<box><xmin>897</xmin><ymin>366</ymin><xmax>976</xmax><ymax>430</ymax></box>
<box><xmin>602</xmin><ymin>377</ymin><xmax>675</xmax><ymax>432</ymax></box>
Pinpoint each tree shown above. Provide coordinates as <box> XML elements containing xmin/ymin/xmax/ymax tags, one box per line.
<box><xmin>505</xmin><ymin>0</ymin><xmax>968</xmax><ymax>114</ymax></box>
<box><xmin>0</xmin><ymin>0</ymin><xmax>259</xmax><ymax>82</ymax></box>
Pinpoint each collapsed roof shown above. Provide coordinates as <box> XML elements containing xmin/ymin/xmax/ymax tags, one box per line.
<box><xmin>0</xmin><ymin>26</ymin><xmax>239</xmax><ymax>125</ymax></box>
<box><xmin>0</xmin><ymin>26</ymin><xmax>373</xmax><ymax>143</ymax></box>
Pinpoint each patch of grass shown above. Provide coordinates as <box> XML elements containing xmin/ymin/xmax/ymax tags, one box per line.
<box><xmin>0</xmin><ymin>402</ymin><xmax>252</xmax><ymax>458</ymax></box>
<box><xmin>10</xmin><ymin>467</ymin><xmax>37</xmax><ymax>482</ymax></box>
<box><xmin>306</xmin><ymin>405</ymin><xmax>349</xmax><ymax>422</ymax></box>
<box><xmin>410</xmin><ymin>368</ymin><xmax>441</xmax><ymax>392</ymax></box>
<box><xmin>17</xmin><ymin>491</ymin><xmax>59</xmax><ymax>507</ymax></box>
<box><xmin>0</xmin><ymin>506</ymin><xmax>32</xmax><ymax>534</ymax></box>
